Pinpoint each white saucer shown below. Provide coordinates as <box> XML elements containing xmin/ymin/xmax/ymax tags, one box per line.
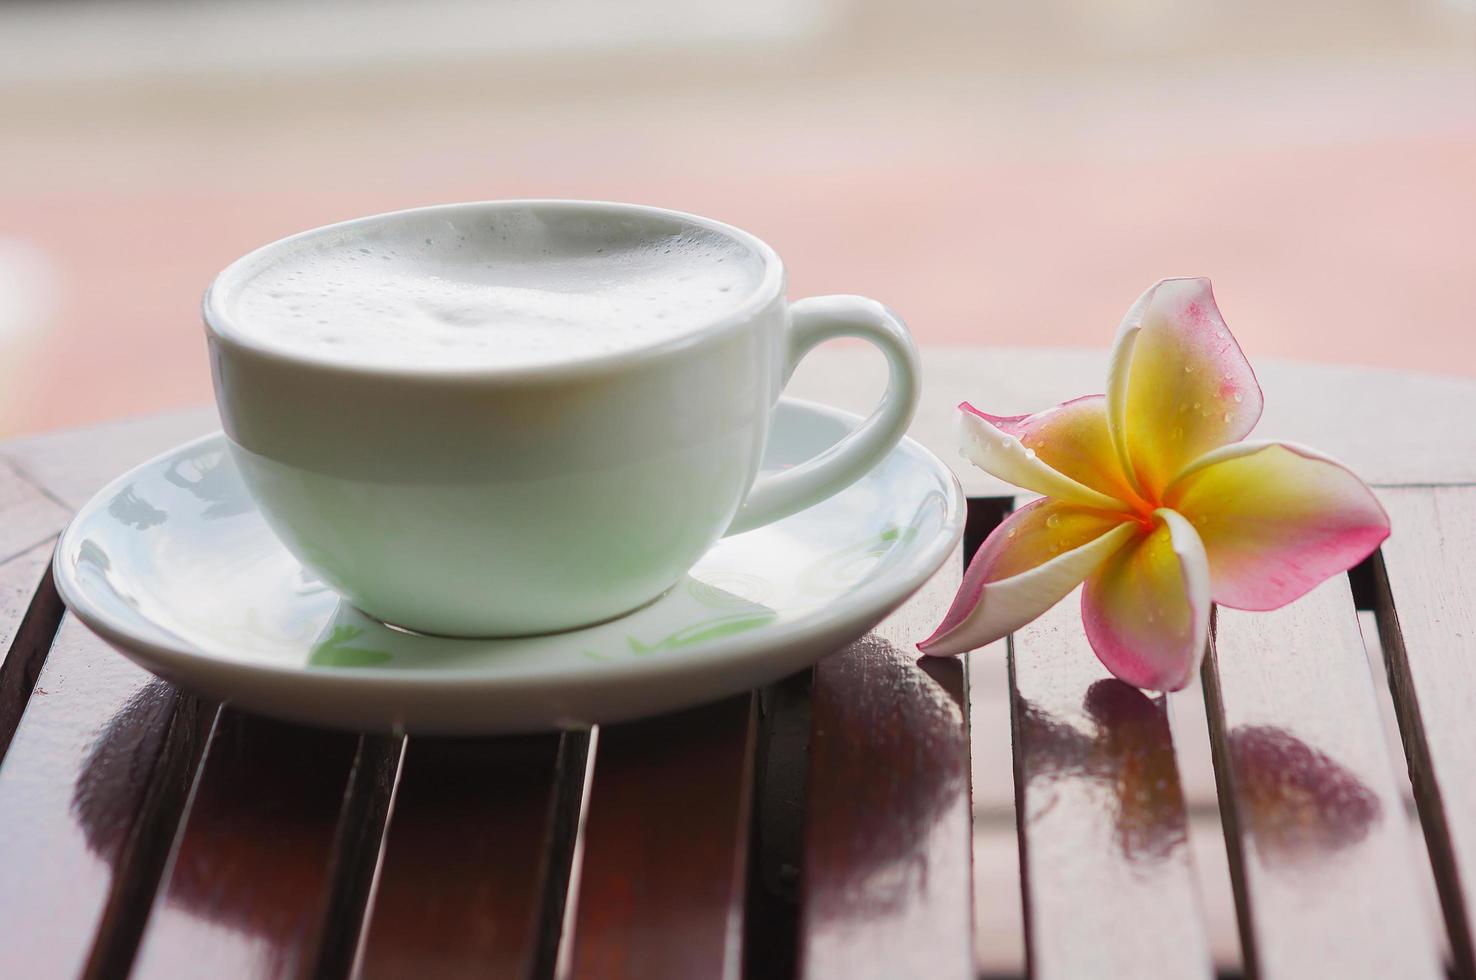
<box><xmin>53</xmin><ymin>399</ymin><xmax>964</xmax><ymax>734</ymax></box>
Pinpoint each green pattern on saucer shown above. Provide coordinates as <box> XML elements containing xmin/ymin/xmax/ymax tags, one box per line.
<box><xmin>310</xmin><ymin>625</ymin><xmax>393</xmax><ymax>668</ymax></box>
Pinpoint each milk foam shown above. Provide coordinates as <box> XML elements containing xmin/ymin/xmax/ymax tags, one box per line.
<box><xmin>225</xmin><ymin>208</ymin><xmax>767</xmax><ymax>368</ymax></box>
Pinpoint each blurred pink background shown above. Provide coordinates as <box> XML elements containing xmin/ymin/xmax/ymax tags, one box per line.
<box><xmin>2</xmin><ymin>0</ymin><xmax>1473</xmax><ymax>437</ymax></box>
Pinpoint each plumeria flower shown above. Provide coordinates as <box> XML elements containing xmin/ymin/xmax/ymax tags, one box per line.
<box><xmin>918</xmin><ymin>278</ymin><xmax>1390</xmax><ymax>691</ymax></box>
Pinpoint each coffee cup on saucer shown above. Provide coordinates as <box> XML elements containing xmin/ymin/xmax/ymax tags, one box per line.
<box><xmin>205</xmin><ymin>200</ymin><xmax>919</xmax><ymax>636</ymax></box>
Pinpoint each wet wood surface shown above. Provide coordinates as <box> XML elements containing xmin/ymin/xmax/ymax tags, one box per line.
<box><xmin>1009</xmin><ymin>579</ymin><xmax>1213</xmax><ymax>979</ymax></box>
<box><xmin>0</xmin><ymin>617</ymin><xmax>203</xmax><ymax>979</ymax></box>
<box><xmin>130</xmin><ymin>710</ymin><xmax>388</xmax><ymax>980</ymax></box>
<box><xmin>0</xmin><ymin>352</ymin><xmax>1473</xmax><ymax>979</ymax></box>
<box><xmin>798</xmin><ymin>542</ymin><xmax>973</xmax><ymax>980</ymax></box>
<box><xmin>569</xmin><ymin>696</ymin><xmax>756</xmax><ymax>980</ymax></box>
<box><xmin>0</xmin><ymin>412</ymin><xmax>221</xmax><ymax>979</ymax></box>
<box><xmin>1374</xmin><ymin>487</ymin><xmax>1476</xmax><ymax>978</ymax></box>
<box><xmin>356</xmin><ymin>733</ymin><xmax>584</xmax><ymax>980</ymax></box>
<box><xmin>1205</xmin><ymin>577</ymin><xmax>1443</xmax><ymax>979</ymax></box>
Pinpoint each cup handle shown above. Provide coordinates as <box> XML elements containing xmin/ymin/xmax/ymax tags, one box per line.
<box><xmin>726</xmin><ymin>295</ymin><xmax>921</xmax><ymax>535</ymax></box>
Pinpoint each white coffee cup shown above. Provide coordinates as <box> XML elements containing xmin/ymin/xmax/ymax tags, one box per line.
<box><xmin>204</xmin><ymin>200</ymin><xmax>919</xmax><ymax>636</ymax></box>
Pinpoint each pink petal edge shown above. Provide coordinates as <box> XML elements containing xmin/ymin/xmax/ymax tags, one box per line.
<box><xmin>959</xmin><ymin>395</ymin><xmax>1106</xmax><ymax>433</ymax></box>
<box><xmin>918</xmin><ymin>500</ymin><xmax>1137</xmax><ymax>657</ymax></box>
<box><xmin>917</xmin><ymin>497</ymin><xmax>1055</xmax><ymax>651</ymax></box>
<box><xmin>1167</xmin><ymin>441</ymin><xmax>1392</xmax><ymax>612</ymax></box>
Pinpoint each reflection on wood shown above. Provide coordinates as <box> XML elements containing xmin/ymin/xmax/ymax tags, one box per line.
<box><xmin>570</xmin><ymin>696</ymin><xmax>755</xmax><ymax>980</ymax></box>
<box><xmin>357</xmin><ymin>733</ymin><xmax>585</xmax><ymax>980</ymax></box>
<box><xmin>1207</xmin><ymin>578</ymin><xmax>1441</xmax><ymax>979</ymax></box>
<box><xmin>0</xmin><ymin>617</ymin><xmax>202</xmax><ymax>978</ymax></box>
<box><xmin>1011</xmin><ymin>589</ymin><xmax>1212</xmax><ymax>979</ymax></box>
<box><xmin>799</xmin><ymin>544</ymin><xmax>971</xmax><ymax>980</ymax></box>
<box><xmin>130</xmin><ymin>709</ymin><xmax>378</xmax><ymax>979</ymax></box>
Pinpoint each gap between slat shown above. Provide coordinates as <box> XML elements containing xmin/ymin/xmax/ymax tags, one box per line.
<box><xmin>743</xmin><ymin>669</ymin><xmax>813</xmax><ymax>980</ymax></box>
<box><xmin>1199</xmin><ymin>608</ymin><xmax>1257</xmax><ymax>980</ymax></box>
<box><xmin>354</xmin><ymin>729</ymin><xmax>588</xmax><ymax>980</ymax></box>
<box><xmin>553</xmin><ymin>727</ymin><xmax>601</xmax><ymax>980</ymax></box>
<box><xmin>0</xmin><ymin>454</ymin><xmax>73</xmax><ymax>516</ymax></box>
<box><xmin>568</xmin><ymin>695</ymin><xmax>757</xmax><ymax>980</ymax></box>
<box><xmin>0</xmin><ymin>546</ymin><xmax>66</xmax><ymax>764</ymax></box>
<box><xmin>532</xmin><ymin>730</ymin><xmax>593</xmax><ymax>980</ymax></box>
<box><xmin>1369</xmin><ymin>544</ymin><xmax>1475</xmax><ymax>979</ymax></box>
<box><xmin>1353</xmin><ymin>606</ymin><xmax>1453</xmax><ymax>971</ymax></box>
<box><xmin>348</xmin><ymin>735</ymin><xmax>410</xmax><ymax>980</ymax></box>
<box><xmin>961</xmin><ymin>498</ymin><xmax>1028</xmax><ymax>980</ymax></box>
<box><xmin>316</xmin><ymin>734</ymin><xmax>407</xmax><ymax>979</ymax></box>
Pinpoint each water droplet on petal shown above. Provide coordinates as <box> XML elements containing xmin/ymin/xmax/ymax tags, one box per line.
<box><xmin>1184</xmin><ymin>365</ymin><xmax>1195</xmax><ymax>374</ymax></box>
<box><xmin>1046</xmin><ymin>514</ymin><xmax>1061</xmax><ymax>529</ymax></box>
<box><xmin>1024</xmin><ymin>447</ymin><xmax>1037</xmax><ymax>459</ymax></box>
<box><xmin>1222</xmin><ymin>412</ymin><xmax>1233</xmax><ymax>422</ymax></box>
<box><xmin>1233</xmin><ymin>392</ymin><xmax>1244</xmax><ymax>403</ymax></box>
<box><xmin>1007</xmin><ymin>527</ymin><xmax>1018</xmax><ymax>538</ymax></box>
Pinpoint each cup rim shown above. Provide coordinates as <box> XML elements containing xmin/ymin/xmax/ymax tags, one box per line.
<box><xmin>203</xmin><ymin>199</ymin><xmax>787</xmax><ymax>382</ymax></box>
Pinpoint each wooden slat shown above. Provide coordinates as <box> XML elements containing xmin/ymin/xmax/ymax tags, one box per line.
<box><xmin>1205</xmin><ymin>577</ymin><xmax>1442</xmax><ymax>978</ymax></box>
<box><xmin>0</xmin><ymin>616</ymin><xmax>207</xmax><ymax>978</ymax></box>
<box><xmin>0</xmin><ymin>457</ymin><xmax>69</xmax><ymax>562</ymax></box>
<box><xmin>1374</xmin><ymin>486</ymin><xmax>1476</xmax><ymax>977</ymax></box>
<box><xmin>355</xmin><ymin>732</ymin><xmax>586</xmax><ymax>980</ymax></box>
<box><xmin>318</xmin><ymin>731</ymin><xmax>404</xmax><ymax>979</ymax></box>
<box><xmin>1010</xmin><ymin>588</ymin><xmax>1212</xmax><ymax>979</ymax></box>
<box><xmin>798</xmin><ymin>545</ymin><xmax>973</xmax><ymax>980</ymax></box>
<box><xmin>569</xmin><ymin>695</ymin><xmax>756</xmax><ymax>980</ymax></box>
<box><xmin>130</xmin><ymin>710</ymin><xmax>398</xmax><ymax>979</ymax></box>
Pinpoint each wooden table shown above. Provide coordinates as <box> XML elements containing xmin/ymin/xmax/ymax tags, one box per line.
<box><xmin>0</xmin><ymin>348</ymin><xmax>1473</xmax><ymax>980</ymax></box>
